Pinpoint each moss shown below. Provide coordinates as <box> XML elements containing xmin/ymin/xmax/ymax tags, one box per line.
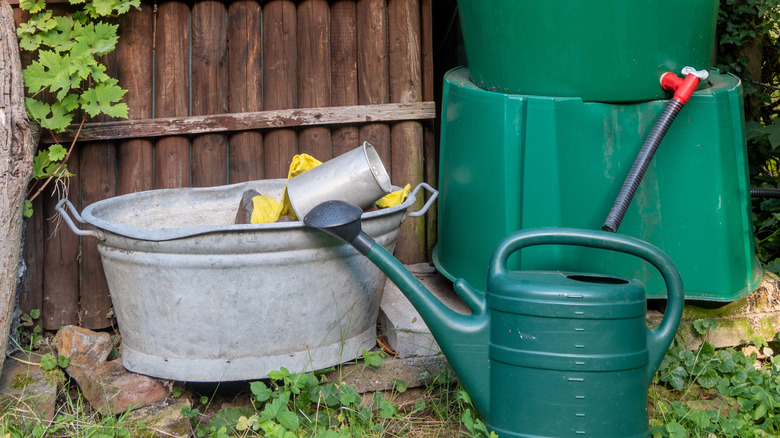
<box><xmin>10</xmin><ymin>374</ymin><xmax>36</xmax><ymax>390</ymax></box>
<box><xmin>44</xmin><ymin>369</ymin><xmax>66</xmax><ymax>387</ymax></box>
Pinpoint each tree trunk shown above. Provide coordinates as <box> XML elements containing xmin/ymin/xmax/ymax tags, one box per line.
<box><xmin>0</xmin><ymin>0</ymin><xmax>39</xmax><ymax>371</ymax></box>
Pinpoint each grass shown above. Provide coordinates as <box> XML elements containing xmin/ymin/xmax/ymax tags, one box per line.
<box><xmin>2</xmin><ymin>320</ymin><xmax>778</xmax><ymax>437</ymax></box>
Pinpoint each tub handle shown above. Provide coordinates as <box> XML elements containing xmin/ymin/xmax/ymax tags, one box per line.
<box><xmin>55</xmin><ymin>199</ymin><xmax>105</xmax><ymax>240</ymax></box>
<box><xmin>407</xmin><ymin>183</ymin><xmax>438</xmax><ymax>218</ymax></box>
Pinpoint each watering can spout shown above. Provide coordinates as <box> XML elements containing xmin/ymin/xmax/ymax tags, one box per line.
<box><xmin>304</xmin><ymin>200</ymin><xmax>492</xmax><ymax>416</ymax></box>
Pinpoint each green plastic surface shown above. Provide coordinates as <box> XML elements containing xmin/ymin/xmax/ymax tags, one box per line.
<box><xmin>457</xmin><ymin>0</ymin><xmax>717</xmax><ymax>102</ymax></box>
<box><xmin>434</xmin><ymin>67</ymin><xmax>761</xmax><ymax>301</ymax></box>
<box><xmin>365</xmin><ymin>227</ymin><xmax>683</xmax><ymax>437</ymax></box>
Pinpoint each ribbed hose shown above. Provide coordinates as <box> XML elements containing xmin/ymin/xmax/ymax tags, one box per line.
<box><xmin>751</xmin><ymin>188</ymin><xmax>780</xmax><ymax>198</ymax></box>
<box><xmin>602</xmin><ymin>99</ymin><xmax>685</xmax><ymax>233</ymax></box>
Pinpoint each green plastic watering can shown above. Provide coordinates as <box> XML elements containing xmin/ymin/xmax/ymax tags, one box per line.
<box><xmin>304</xmin><ymin>201</ymin><xmax>684</xmax><ymax>437</ymax></box>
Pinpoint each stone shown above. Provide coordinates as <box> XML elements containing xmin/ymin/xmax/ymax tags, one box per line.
<box><xmin>378</xmin><ymin>263</ymin><xmax>469</xmax><ymax>358</ymax></box>
<box><xmin>67</xmin><ymin>358</ymin><xmax>171</xmax><ymax>416</ymax></box>
<box><xmin>0</xmin><ymin>351</ymin><xmax>58</xmax><ymax>421</ymax></box>
<box><xmin>325</xmin><ymin>354</ymin><xmax>448</xmax><ymax>393</ymax></box>
<box><xmin>53</xmin><ymin>325</ymin><xmax>113</xmax><ymax>366</ymax></box>
<box><xmin>647</xmin><ymin>274</ymin><xmax>780</xmax><ymax>350</ymax></box>
<box><xmin>125</xmin><ymin>396</ymin><xmax>193</xmax><ymax>438</ymax></box>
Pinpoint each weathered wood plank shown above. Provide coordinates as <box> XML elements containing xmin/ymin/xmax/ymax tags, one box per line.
<box><xmin>297</xmin><ymin>0</ymin><xmax>331</xmax><ymax>160</ymax></box>
<box><xmin>389</xmin><ymin>0</ymin><xmax>425</xmax><ymax>263</ymax></box>
<box><xmin>40</xmin><ymin>102</ymin><xmax>436</xmax><ymax>143</ymax></box>
<box><xmin>41</xmin><ymin>147</ymin><xmax>80</xmax><ymax>330</ymax></box>
<box><xmin>227</xmin><ymin>0</ymin><xmax>263</xmax><ymax>183</ymax></box>
<box><xmin>20</xmin><ymin>197</ymin><xmax>43</xmax><ymax>321</ymax></box>
<box><xmin>154</xmin><ymin>1</ymin><xmax>190</xmax><ymax>189</ymax></box>
<box><xmin>191</xmin><ymin>0</ymin><xmax>228</xmax><ymax>187</ymax></box>
<box><xmin>78</xmin><ymin>49</ymin><xmax>118</xmax><ymax>329</ymax></box>
<box><xmin>330</xmin><ymin>0</ymin><xmax>360</xmax><ymax>156</ymax></box>
<box><xmin>263</xmin><ymin>0</ymin><xmax>298</xmax><ymax>178</ymax></box>
<box><xmin>78</xmin><ymin>142</ymin><xmax>115</xmax><ymax>329</ymax></box>
<box><xmin>420</xmin><ymin>0</ymin><xmax>437</xmax><ymax>258</ymax></box>
<box><xmin>117</xmin><ymin>1</ymin><xmax>154</xmax><ymax>194</ymax></box>
<box><xmin>357</xmin><ymin>0</ymin><xmax>391</xmax><ymax>172</ymax></box>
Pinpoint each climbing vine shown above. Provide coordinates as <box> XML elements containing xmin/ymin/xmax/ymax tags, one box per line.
<box><xmin>716</xmin><ymin>0</ymin><xmax>780</xmax><ymax>267</ymax></box>
<box><xmin>16</xmin><ymin>0</ymin><xmax>137</xmax><ymax>216</ymax></box>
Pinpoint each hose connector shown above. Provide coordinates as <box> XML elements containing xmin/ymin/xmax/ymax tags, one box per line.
<box><xmin>660</xmin><ymin>67</ymin><xmax>709</xmax><ymax>104</ymax></box>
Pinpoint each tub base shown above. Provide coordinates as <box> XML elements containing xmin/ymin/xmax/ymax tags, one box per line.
<box><xmin>122</xmin><ymin>326</ymin><xmax>376</xmax><ymax>382</ymax></box>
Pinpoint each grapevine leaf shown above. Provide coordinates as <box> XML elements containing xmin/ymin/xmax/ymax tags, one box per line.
<box><xmin>59</xmin><ymin>93</ymin><xmax>80</xmax><ymax>113</ymax></box>
<box><xmin>39</xmin><ymin>16</ymin><xmax>78</xmax><ymax>52</ymax></box>
<box><xmin>25</xmin><ymin>98</ymin><xmax>51</xmax><ymax>123</ymax></box>
<box><xmin>21</xmin><ymin>0</ymin><xmax>47</xmax><ymax>15</ymax></box>
<box><xmin>115</xmin><ymin>0</ymin><xmax>140</xmax><ymax>14</ymax></box>
<box><xmin>48</xmin><ymin>144</ymin><xmax>67</xmax><ymax>162</ymax></box>
<box><xmin>23</xmin><ymin>200</ymin><xmax>34</xmax><ymax>218</ymax></box>
<box><xmin>28</xmin><ymin>50</ymin><xmax>75</xmax><ymax>101</ymax></box>
<box><xmin>80</xmin><ymin>80</ymin><xmax>128</xmax><ymax>118</ymax></box>
<box><xmin>23</xmin><ymin>60</ymin><xmax>51</xmax><ymax>95</ymax></box>
<box><xmin>92</xmin><ymin>0</ymin><xmax>119</xmax><ymax>16</ymax></box>
<box><xmin>87</xmin><ymin>62</ymin><xmax>110</xmax><ymax>84</ymax></box>
<box><xmin>73</xmin><ymin>22</ymin><xmax>119</xmax><ymax>56</ymax></box>
<box><xmin>32</xmin><ymin>150</ymin><xmax>50</xmax><ymax>178</ymax></box>
<box><xmin>19</xmin><ymin>33</ymin><xmax>42</xmax><ymax>51</ymax></box>
<box><xmin>42</xmin><ymin>100</ymin><xmax>76</xmax><ymax>132</ymax></box>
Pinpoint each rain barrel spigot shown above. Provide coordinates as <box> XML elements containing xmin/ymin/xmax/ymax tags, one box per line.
<box><xmin>602</xmin><ymin>67</ymin><xmax>709</xmax><ymax>233</ymax></box>
<box><xmin>660</xmin><ymin>67</ymin><xmax>709</xmax><ymax>104</ymax></box>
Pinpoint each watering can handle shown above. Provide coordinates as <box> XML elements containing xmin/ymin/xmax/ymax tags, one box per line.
<box><xmin>488</xmin><ymin>227</ymin><xmax>684</xmax><ymax>383</ymax></box>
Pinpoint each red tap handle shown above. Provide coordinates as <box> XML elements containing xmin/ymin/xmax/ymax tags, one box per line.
<box><xmin>660</xmin><ymin>68</ymin><xmax>708</xmax><ymax>104</ymax></box>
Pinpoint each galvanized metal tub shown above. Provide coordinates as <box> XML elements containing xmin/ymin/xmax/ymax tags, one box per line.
<box><xmin>57</xmin><ymin>179</ymin><xmax>436</xmax><ymax>382</ymax></box>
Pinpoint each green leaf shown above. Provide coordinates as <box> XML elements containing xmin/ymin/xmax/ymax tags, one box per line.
<box><xmin>250</xmin><ymin>381</ymin><xmax>272</xmax><ymax>402</ymax></box>
<box><xmin>48</xmin><ymin>144</ymin><xmax>68</xmax><ymax>162</ymax></box>
<box><xmin>80</xmin><ymin>80</ymin><xmax>129</xmax><ymax>119</ymax></box>
<box><xmin>19</xmin><ymin>33</ymin><xmax>43</xmax><ymax>51</ymax></box>
<box><xmin>23</xmin><ymin>200</ymin><xmax>34</xmax><ymax>218</ymax></box>
<box><xmin>206</xmin><ymin>407</ymin><xmax>255</xmax><ymax>431</ymax></box>
<box><xmin>362</xmin><ymin>350</ymin><xmax>383</xmax><ymax>368</ymax></box>
<box><xmin>275</xmin><ymin>410</ymin><xmax>298</xmax><ymax>430</ymax></box>
<box><xmin>40</xmin><ymin>353</ymin><xmax>57</xmax><ymax>371</ymax></box>
<box><xmin>57</xmin><ymin>355</ymin><xmax>70</xmax><ymax>368</ymax></box>
<box><xmin>665</xmin><ymin>422</ymin><xmax>687</xmax><ymax>438</ymax></box>
<box><xmin>73</xmin><ymin>22</ymin><xmax>119</xmax><ymax>56</ymax></box>
<box><xmin>41</xmin><ymin>100</ymin><xmax>76</xmax><ymax>132</ymax></box>
<box><xmin>32</xmin><ymin>149</ymin><xmax>51</xmax><ymax>178</ymax></box>
<box><xmin>180</xmin><ymin>405</ymin><xmax>199</xmax><ymax>419</ymax></box>
<box><xmin>267</xmin><ymin>367</ymin><xmax>290</xmax><ymax>382</ymax></box>
<box><xmin>693</xmin><ymin>318</ymin><xmax>717</xmax><ymax>335</ymax></box>
<box><xmin>379</xmin><ymin>400</ymin><xmax>396</xmax><ymax>419</ymax></box>
<box><xmin>338</xmin><ymin>386</ymin><xmax>360</xmax><ymax>407</ymax></box>
<box><xmin>392</xmin><ymin>378</ymin><xmax>407</xmax><ymax>393</ymax></box>
<box><xmin>21</xmin><ymin>0</ymin><xmax>47</xmax><ymax>14</ymax></box>
<box><xmin>754</xmin><ymin>402</ymin><xmax>768</xmax><ymax>420</ymax></box>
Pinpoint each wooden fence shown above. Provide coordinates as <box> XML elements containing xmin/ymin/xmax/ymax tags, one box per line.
<box><xmin>12</xmin><ymin>0</ymin><xmax>437</xmax><ymax>330</ymax></box>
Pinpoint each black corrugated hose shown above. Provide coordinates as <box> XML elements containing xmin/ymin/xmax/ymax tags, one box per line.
<box><xmin>751</xmin><ymin>188</ymin><xmax>780</xmax><ymax>198</ymax></box>
<box><xmin>602</xmin><ymin>99</ymin><xmax>685</xmax><ymax>232</ymax></box>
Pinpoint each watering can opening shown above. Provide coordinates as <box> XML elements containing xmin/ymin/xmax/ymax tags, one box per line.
<box><xmin>566</xmin><ymin>274</ymin><xmax>630</xmax><ymax>285</ymax></box>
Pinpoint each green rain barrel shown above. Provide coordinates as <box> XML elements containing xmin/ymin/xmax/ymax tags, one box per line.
<box><xmin>434</xmin><ymin>67</ymin><xmax>762</xmax><ymax>301</ymax></box>
<box><xmin>457</xmin><ymin>0</ymin><xmax>718</xmax><ymax>102</ymax></box>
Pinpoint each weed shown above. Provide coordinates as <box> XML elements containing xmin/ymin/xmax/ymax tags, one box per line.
<box><xmin>651</xmin><ymin>318</ymin><xmax>780</xmax><ymax>437</ymax></box>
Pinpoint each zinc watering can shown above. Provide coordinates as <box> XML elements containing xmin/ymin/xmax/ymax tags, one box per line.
<box><xmin>304</xmin><ymin>201</ymin><xmax>684</xmax><ymax>438</ymax></box>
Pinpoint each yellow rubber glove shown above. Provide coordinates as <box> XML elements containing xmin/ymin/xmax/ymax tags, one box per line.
<box><xmin>375</xmin><ymin>184</ymin><xmax>411</xmax><ymax>208</ymax></box>
<box><xmin>250</xmin><ymin>195</ymin><xmax>281</xmax><ymax>224</ymax></box>
<box><xmin>250</xmin><ymin>153</ymin><xmax>324</xmax><ymax>224</ymax></box>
